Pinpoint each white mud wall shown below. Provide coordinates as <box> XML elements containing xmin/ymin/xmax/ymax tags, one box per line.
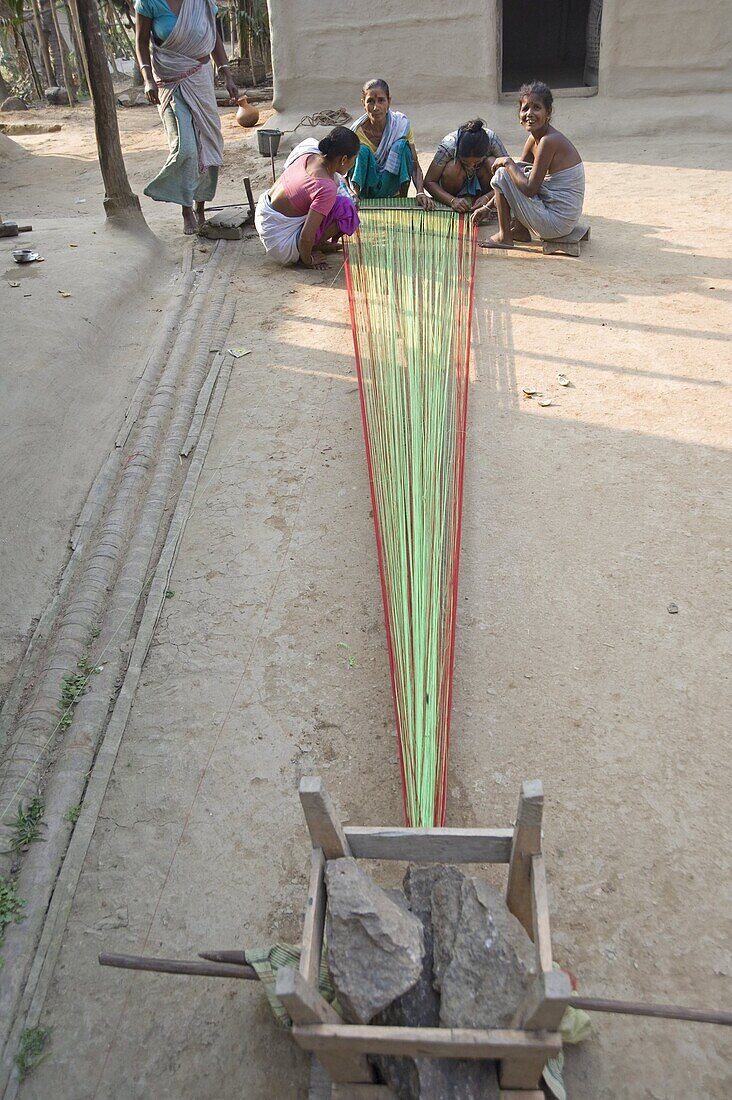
<box><xmin>267</xmin><ymin>0</ymin><xmax>732</xmax><ymax>109</ymax></box>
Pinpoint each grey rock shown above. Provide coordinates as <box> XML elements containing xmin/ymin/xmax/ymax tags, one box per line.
<box><xmin>44</xmin><ymin>86</ymin><xmax>69</xmax><ymax>105</ymax></box>
<box><xmin>326</xmin><ymin>858</ymin><xmax>424</xmax><ymax>1023</ymax></box>
<box><xmin>414</xmin><ymin>1056</ymin><xmax>500</xmax><ymax>1099</ymax></box>
<box><xmin>375</xmin><ymin>867</ymin><xmax>502</xmax><ymax>1099</ymax></box>
<box><xmin>1</xmin><ymin>96</ymin><xmax>29</xmax><ymax>112</ymax></box>
<box><xmin>432</xmin><ymin>875</ymin><xmax>537</xmax><ymax>1029</ymax></box>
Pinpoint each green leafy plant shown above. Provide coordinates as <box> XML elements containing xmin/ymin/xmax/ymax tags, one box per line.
<box><xmin>63</xmin><ymin>805</ymin><xmax>81</xmax><ymax>824</ymax></box>
<box><xmin>5</xmin><ymin>796</ymin><xmax>45</xmax><ymax>854</ymax></box>
<box><xmin>59</xmin><ymin>654</ymin><xmax>100</xmax><ymax>731</ymax></box>
<box><xmin>15</xmin><ymin>1026</ymin><xmax>49</xmax><ymax>1080</ymax></box>
<box><xmin>0</xmin><ymin>876</ymin><xmax>25</xmax><ymax>947</ymax></box>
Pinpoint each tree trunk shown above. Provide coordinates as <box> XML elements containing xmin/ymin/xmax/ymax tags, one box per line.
<box><xmin>29</xmin><ymin>0</ymin><xmax>56</xmax><ymax>85</ymax></box>
<box><xmin>47</xmin><ymin>0</ymin><xmax>78</xmax><ymax>103</ymax></box>
<box><xmin>74</xmin><ymin>0</ymin><xmax>145</xmax><ymax>222</ymax></box>
<box><xmin>0</xmin><ymin>70</ymin><xmax>9</xmax><ymax>102</ymax></box>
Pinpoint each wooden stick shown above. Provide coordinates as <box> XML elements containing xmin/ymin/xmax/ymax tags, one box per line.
<box><xmin>198</xmin><ymin>950</ymin><xmax>249</xmax><ymax>965</ymax></box>
<box><xmin>572</xmin><ymin>996</ymin><xmax>732</xmax><ymax>1027</ymax></box>
<box><xmin>99</xmin><ymin>952</ymin><xmax>258</xmax><ymax>980</ymax></box>
<box><xmin>360</xmin><ymin>206</ymin><xmax>455</xmax><ymax>214</ymax></box>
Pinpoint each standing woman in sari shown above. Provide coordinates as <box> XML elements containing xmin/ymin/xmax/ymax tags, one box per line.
<box><xmin>135</xmin><ymin>0</ymin><xmax>238</xmax><ymax>234</ymax></box>
<box><xmin>350</xmin><ymin>79</ymin><xmax>434</xmax><ymax>209</ymax></box>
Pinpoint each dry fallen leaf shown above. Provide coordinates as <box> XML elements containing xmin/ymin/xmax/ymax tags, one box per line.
<box><xmin>9</xmin><ymin>281</ymin><xmax>20</xmax><ymax>288</ymax></box>
<box><xmin>538</xmin><ymin>399</ymin><xmax>553</xmax><ymax>407</ymax></box>
<box><xmin>522</xmin><ymin>387</ymin><xmax>539</xmax><ymax>398</ymax></box>
<box><xmin>557</xmin><ymin>373</ymin><xmax>571</xmax><ymax>386</ymax></box>
<box><xmin>69</xmin><ymin>243</ymin><xmax>78</xmax><ymax>248</ymax></box>
<box><xmin>667</xmin><ymin>602</ymin><xmax>679</xmax><ymax>614</ymax></box>
<box><xmin>58</xmin><ymin>290</ymin><xmax>72</xmax><ymax>298</ymax></box>
<box><xmin>227</xmin><ymin>347</ymin><xmax>251</xmax><ymax>358</ymax></box>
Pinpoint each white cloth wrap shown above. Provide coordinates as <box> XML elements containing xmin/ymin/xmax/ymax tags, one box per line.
<box><xmin>351</xmin><ymin>109</ymin><xmax>411</xmax><ymax>174</ymax></box>
<box><xmin>151</xmin><ymin>0</ymin><xmax>223</xmax><ymax>172</ymax></box>
<box><xmin>491</xmin><ymin>160</ymin><xmax>585</xmax><ymax>239</ymax></box>
<box><xmin>254</xmin><ymin>192</ymin><xmax>305</xmax><ymax>265</ymax></box>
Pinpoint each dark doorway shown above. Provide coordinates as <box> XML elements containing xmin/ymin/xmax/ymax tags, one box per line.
<box><xmin>501</xmin><ymin>0</ymin><xmax>594</xmax><ymax>92</ymax></box>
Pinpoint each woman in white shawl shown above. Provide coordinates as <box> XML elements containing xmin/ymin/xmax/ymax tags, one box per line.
<box><xmin>350</xmin><ymin>78</ymin><xmax>434</xmax><ymax>208</ymax></box>
<box><xmin>135</xmin><ymin>0</ymin><xmax>238</xmax><ymax>233</ymax></box>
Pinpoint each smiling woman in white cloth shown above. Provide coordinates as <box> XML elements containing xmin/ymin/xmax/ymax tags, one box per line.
<box><xmin>135</xmin><ymin>0</ymin><xmax>238</xmax><ymax>234</ymax></box>
<box><xmin>479</xmin><ymin>81</ymin><xmax>584</xmax><ymax>249</ymax></box>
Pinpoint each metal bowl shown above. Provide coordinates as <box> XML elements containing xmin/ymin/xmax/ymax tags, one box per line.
<box><xmin>12</xmin><ymin>248</ymin><xmax>36</xmax><ymax>263</ymax></box>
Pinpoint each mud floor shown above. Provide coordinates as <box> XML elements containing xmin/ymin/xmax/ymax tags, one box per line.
<box><xmin>1</xmin><ymin>102</ymin><xmax>730</xmax><ymax>1098</ymax></box>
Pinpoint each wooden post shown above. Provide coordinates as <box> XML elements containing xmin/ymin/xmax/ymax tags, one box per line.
<box><xmin>75</xmin><ymin>0</ymin><xmax>145</xmax><ymax>222</ymax></box>
<box><xmin>299</xmin><ymin>777</ymin><xmax>352</xmax><ymax>860</ymax></box>
<box><xmin>505</xmin><ymin>780</ymin><xmax>543</xmax><ymax>937</ymax></box>
<box><xmin>500</xmin><ymin>970</ymin><xmax>570</xmax><ymax>1090</ymax></box>
<box><xmin>276</xmin><ymin>967</ymin><xmax>373</xmax><ymax>1085</ymax></box>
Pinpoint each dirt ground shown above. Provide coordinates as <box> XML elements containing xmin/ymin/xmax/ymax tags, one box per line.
<box><xmin>1</xmin><ymin>100</ymin><xmax>731</xmax><ymax>1099</ymax></box>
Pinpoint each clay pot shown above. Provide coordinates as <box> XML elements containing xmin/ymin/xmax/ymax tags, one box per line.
<box><xmin>236</xmin><ymin>95</ymin><xmax>259</xmax><ymax>128</ymax></box>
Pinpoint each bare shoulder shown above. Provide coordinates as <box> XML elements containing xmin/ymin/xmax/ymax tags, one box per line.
<box><xmin>542</xmin><ymin>127</ymin><xmax>582</xmax><ymax>169</ymax></box>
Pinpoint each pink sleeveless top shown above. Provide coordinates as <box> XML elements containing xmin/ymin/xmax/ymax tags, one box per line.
<box><xmin>280</xmin><ymin>154</ymin><xmax>337</xmax><ymax>218</ymax></box>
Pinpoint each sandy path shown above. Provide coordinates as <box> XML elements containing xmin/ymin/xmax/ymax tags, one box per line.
<box><xmin>2</xmin><ymin>107</ymin><xmax>731</xmax><ymax>1098</ymax></box>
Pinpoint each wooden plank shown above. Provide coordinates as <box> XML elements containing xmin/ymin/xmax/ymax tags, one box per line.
<box><xmin>276</xmin><ymin>968</ymin><xmax>372</xmax><ymax>1084</ymax></box>
<box><xmin>505</xmin><ymin>780</ymin><xmax>543</xmax><ymax>937</ymax></box>
<box><xmin>530</xmin><ymin>854</ymin><xmax>553</xmax><ymax>974</ymax></box>
<box><xmin>299</xmin><ymin>777</ymin><xmax>352</xmax><ymax>859</ymax></box>
<box><xmin>300</xmin><ymin>847</ymin><xmax>327</xmax><ymax>987</ymax></box>
<box><xmin>500</xmin><ymin>971</ymin><xmax>570</xmax><ymax>1090</ymax></box>
<box><xmin>344</xmin><ymin>827</ymin><xmax>513</xmax><ymax>863</ymax></box>
<box><xmin>292</xmin><ymin>1024</ymin><xmax>561</xmax><ymax>1060</ymax></box>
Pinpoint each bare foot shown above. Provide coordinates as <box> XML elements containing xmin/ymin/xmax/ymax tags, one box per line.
<box><xmin>182</xmin><ymin>206</ymin><xmax>197</xmax><ymax>235</ymax></box>
<box><xmin>511</xmin><ymin>221</ymin><xmax>532</xmax><ymax>242</ymax></box>
<box><xmin>319</xmin><ymin>240</ymin><xmax>343</xmax><ymax>254</ymax></box>
<box><xmin>194</xmin><ymin>201</ymin><xmax>206</xmax><ymax>228</ymax></box>
<box><xmin>479</xmin><ymin>232</ymin><xmax>514</xmax><ymax>249</ymax></box>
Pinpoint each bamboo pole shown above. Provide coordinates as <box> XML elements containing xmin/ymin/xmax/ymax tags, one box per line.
<box><xmin>63</xmin><ymin>0</ymin><xmax>88</xmax><ymax>93</ymax></box>
<box><xmin>29</xmin><ymin>0</ymin><xmax>56</xmax><ymax>85</ymax></box>
<box><xmin>47</xmin><ymin>0</ymin><xmax>77</xmax><ymax>103</ymax></box>
<box><xmin>17</xmin><ymin>27</ymin><xmax>46</xmax><ymax>98</ymax></box>
<box><xmin>66</xmin><ymin>0</ymin><xmax>91</xmax><ymax>94</ymax></box>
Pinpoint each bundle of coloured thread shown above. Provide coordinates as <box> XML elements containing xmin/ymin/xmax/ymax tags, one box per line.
<box><xmin>345</xmin><ymin>200</ymin><xmax>477</xmax><ymax>827</ymax></box>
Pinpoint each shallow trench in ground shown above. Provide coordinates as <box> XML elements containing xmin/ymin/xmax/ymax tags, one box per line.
<box><xmin>1</xmin><ymin>107</ymin><xmax>730</xmax><ymax>1099</ymax></box>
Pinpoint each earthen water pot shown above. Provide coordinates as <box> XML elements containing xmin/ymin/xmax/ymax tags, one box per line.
<box><xmin>236</xmin><ymin>95</ymin><xmax>259</xmax><ymax>128</ymax></box>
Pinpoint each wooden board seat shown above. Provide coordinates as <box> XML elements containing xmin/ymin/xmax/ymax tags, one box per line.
<box><xmin>541</xmin><ymin>223</ymin><xmax>591</xmax><ymax>257</ymax></box>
